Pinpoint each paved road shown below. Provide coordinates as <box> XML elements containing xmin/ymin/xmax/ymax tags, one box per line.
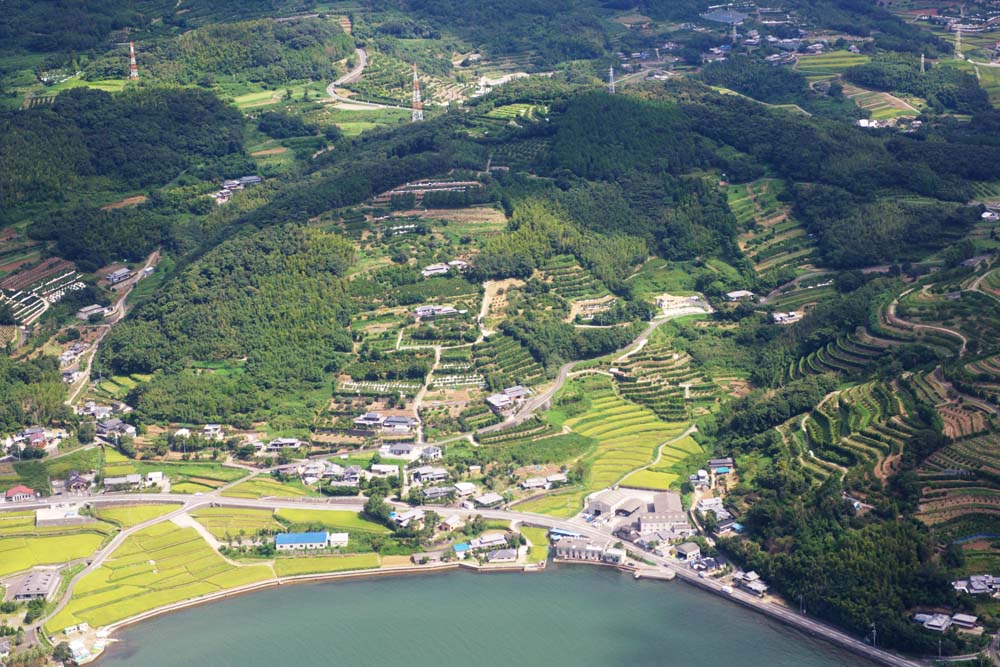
<box><xmin>326</xmin><ymin>48</ymin><xmax>409</xmax><ymax>111</ymax></box>
<box><xmin>6</xmin><ymin>489</ymin><xmax>923</xmax><ymax>667</ymax></box>
<box><xmin>478</xmin><ymin>314</ymin><xmax>686</xmax><ymax>435</ymax></box>
<box><xmin>65</xmin><ymin>250</ymin><xmax>160</xmax><ymax>406</ymax></box>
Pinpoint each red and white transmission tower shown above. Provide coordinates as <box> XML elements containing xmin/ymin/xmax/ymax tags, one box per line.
<box><xmin>411</xmin><ymin>63</ymin><xmax>423</xmax><ymax>122</ymax></box>
<box><xmin>128</xmin><ymin>42</ymin><xmax>139</xmax><ymax>80</ymax></box>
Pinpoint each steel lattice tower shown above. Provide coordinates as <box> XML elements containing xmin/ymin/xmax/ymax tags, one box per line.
<box><xmin>411</xmin><ymin>63</ymin><xmax>423</xmax><ymax>122</ymax></box>
<box><xmin>128</xmin><ymin>42</ymin><xmax>139</xmax><ymax>80</ymax></box>
<box><xmin>609</xmin><ymin>66</ymin><xmax>615</xmax><ymax>94</ymax></box>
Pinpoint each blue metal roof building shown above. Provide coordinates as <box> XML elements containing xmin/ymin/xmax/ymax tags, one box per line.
<box><xmin>275</xmin><ymin>531</ymin><xmax>330</xmax><ymax>550</ymax></box>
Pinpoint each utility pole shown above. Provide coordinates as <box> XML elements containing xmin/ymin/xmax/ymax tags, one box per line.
<box><xmin>608</xmin><ymin>66</ymin><xmax>615</xmax><ymax>94</ymax></box>
<box><xmin>410</xmin><ymin>63</ymin><xmax>423</xmax><ymax>122</ymax></box>
<box><xmin>921</xmin><ymin>53</ymin><xmax>926</xmax><ymax>74</ymax></box>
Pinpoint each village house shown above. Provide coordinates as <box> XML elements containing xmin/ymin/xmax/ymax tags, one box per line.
<box><xmin>79</xmin><ymin>402</ymin><xmax>113</xmax><ymax>420</ymax></box>
<box><xmin>275</xmin><ymin>531</ymin><xmax>348</xmax><ymax>551</ymax></box>
<box><xmin>106</xmin><ymin>268</ymin><xmax>132</xmax><ymax>285</ymax></box>
<box><xmin>421</xmin><ymin>446</ymin><xmax>443</xmax><ymax>461</ymax></box>
<box><xmin>708</xmin><ymin>457</ymin><xmax>735</xmax><ymax>475</ymax></box>
<box><xmin>370</xmin><ymin>463</ymin><xmax>400</xmax><ymax>478</ymax></box>
<box><xmin>738</xmin><ymin>571</ymin><xmax>769</xmax><ymax>597</ymax></box>
<box><xmin>471</xmin><ymin>533</ymin><xmax>508</xmax><ymax>551</ymax></box>
<box><xmin>203</xmin><ymin>424</ymin><xmax>225</xmax><ymax>440</ymax></box>
<box><xmin>486</xmin><ymin>548</ymin><xmax>518</xmax><ymax>564</ymax></box>
<box><xmin>5</xmin><ymin>485</ymin><xmax>36</xmax><ymax>502</ymax></box>
<box><xmin>66</xmin><ymin>470</ymin><xmax>91</xmax><ymax>493</ymax></box>
<box><xmin>383</xmin><ymin>416</ymin><xmax>417</xmax><ymax>434</ymax></box>
<box><xmin>474</xmin><ymin>492</ymin><xmax>504</xmax><ymax>508</ymax></box>
<box><xmin>382</xmin><ymin>442</ymin><xmax>416</xmax><ymax>459</ymax></box>
<box><xmin>412</xmin><ymin>466</ymin><xmax>449</xmax><ymax>484</ymax></box>
<box><xmin>353</xmin><ymin>412</ymin><xmax>385</xmax><ymax>428</ymax></box>
<box><xmin>267</xmin><ymin>437</ymin><xmax>302</xmax><ymax>452</ymax></box>
<box><xmin>725</xmin><ymin>290</ymin><xmax>756</xmax><ymax>302</ymax></box>
<box><xmin>103</xmin><ymin>474</ymin><xmax>142</xmax><ymax>491</ymax></box>
<box><xmin>441</xmin><ymin>514</ymin><xmax>464</xmax><ymax>531</ymax></box>
<box><xmin>771</xmin><ymin>311</ymin><xmax>801</xmax><ymax>325</ymax></box>
<box><xmin>696</xmin><ymin>497</ymin><xmax>732</xmax><ymax>522</ymax></box>
<box><xmin>520</xmin><ymin>477</ymin><xmax>549</xmax><ymax>491</ymax></box>
<box><xmin>546</xmin><ymin>473</ymin><xmax>568</xmax><ymax>487</ymax></box>
<box><xmin>453</xmin><ymin>482</ymin><xmax>477</xmax><ymax>497</ymax></box>
<box><xmin>422</xmin><ymin>486</ymin><xmax>453</xmax><ymax>501</ymax></box>
<box><xmin>393</xmin><ymin>509</ymin><xmax>425</xmax><ymax>529</ymax></box>
<box><xmin>413</xmin><ymin>305</ymin><xmax>460</xmax><ymax>321</ymax></box>
<box><xmin>96</xmin><ymin>418</ymin><xmax>136</xmax><ymax>441</ymax></box>
<box><xmin>486</xmin><ymin>386</ymin><xmax>532</xmax><ymax>414</ymax></box>
<box><xmin>411</xmin><ymin>550</ymin><xmax>445</xmax><ymax>565</ymax></box>
<box><xmin>421</xmin><ymin>263</ymin><xmax>450</xmax><ymax>278</ymax></box>
<box><xmin>145</xmin><ymin>471</ymin><xmax>164</xmax><ymax>487</ymax></box>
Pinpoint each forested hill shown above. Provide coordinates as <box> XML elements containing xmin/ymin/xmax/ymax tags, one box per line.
<box><xmin>0</xmin><ymin>87</ymin><xmax>244</xmax><ymax>213</ymax></box>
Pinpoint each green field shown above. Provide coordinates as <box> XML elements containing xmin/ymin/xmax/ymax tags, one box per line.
<box><xmin>222</xmin><ymin>477</ymin><xmax>316</xmax><ymax>499</ymax></box>
<box><xmin>0</xmin><ymin>533</ymin><xmax>106</xmax><ymax>577</ymax></box>
<box><xmin>275</xmin><ymin>508</ymin><xmax>391</xmax><ymax>534</ymax></box>
<box><xmin>47</xmin><ymin>523</ymin><xmax>273</xmax><ymax>633</ymax></box>
<box><xmin>520</xmin><ymin>526</ymin><xmax>550</xmax><ymax>564</ymax></box>
<box><xmin>96</xmin><ymin>504</ymin><xmax>180</xmax><ymax>528</ymax></box>
<box><xmin>273</xmin><ymin>553</ymin><xmax>380</xmax><ymax>577</ymax></box>
<box><xmin>191</xmin><ymin>507</ymin><xmax>284</xmax><ymax>540</ymax></box>
<box><xmin>793</xmin><ymin>51</ymin><xmax>870</xmax><ymax>76</ymax></box>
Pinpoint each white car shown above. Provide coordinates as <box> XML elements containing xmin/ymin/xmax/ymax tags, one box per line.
<box><xmin>722</xmin><ymin>586</ymin><xmax>734</xmax><ymax>595</ymax></box>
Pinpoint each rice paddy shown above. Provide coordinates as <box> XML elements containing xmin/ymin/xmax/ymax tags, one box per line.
<box><xmin>47</xmin><ymin>523</ymin><xmax>272</xmax><ymax>633</ymax></box>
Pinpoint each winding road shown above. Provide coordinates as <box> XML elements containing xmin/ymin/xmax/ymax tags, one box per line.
<box><xmin>326</xmin><ymin>48</ymin><xmax>409</xmax><ymax>111</ymax></box>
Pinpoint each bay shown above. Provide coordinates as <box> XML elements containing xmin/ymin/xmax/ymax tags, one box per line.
<box><xmin>98</xmin><ymin>564</ymin><xmax>876</xmax><ymax>666</ymax></box>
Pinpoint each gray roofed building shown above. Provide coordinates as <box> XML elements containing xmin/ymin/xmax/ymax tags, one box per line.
<box><xmin>474</xmin><ymin>492</ymin><xmax>504</xmax><ymax>507</ymax></box>
<box><xmin>14</xmin><ymin>570</ymin><xmax>59</xmax><ymax>601</ymax></box>
<box><xmin>422</xmin><ymin>486</ymin><xmax>453</xmax><ymax>500</ymax></box>
<box><xmin>486</xmin><ymin>548</ymin><xmax>518</xmax><ymax>563</ymax></box>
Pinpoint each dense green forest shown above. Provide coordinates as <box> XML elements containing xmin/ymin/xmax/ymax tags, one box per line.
<box><xmin>0</xmin><ymin>87</ymin><xmax>243</xmax><ymax>214</ymax></box>
<box><xmin>0</xmin><ymin>356</ymin><xmax>65</xmax><ymax>434</ymax></box>
<box><xmin>104</xmin><ymin>226</ymin><xmax>355</xmax><ymax>425</ymax></box>
<box><xmin>83</xmin><ymin>18</ymin><xmax>354</xmax><ymax>87</ymax></box>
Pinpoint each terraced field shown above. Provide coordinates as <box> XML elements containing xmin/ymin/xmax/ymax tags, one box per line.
<box><xmin>620</xmin><ymin>434</ymin><xmax>702</xmax><ymax>490</ymax></box>
<box><xmin>613</xmin><ymin>330</ymin><xmax>720</xmax><ymax>420</ymax></box>
<box><xmin>540</xmin><ymin>255</ymin><xmax>610</xmax><ymax>300</ymax></box>
<box><xmin>47</xmin><ymin>523</ymin><xmax>273</xmax><ymax>633</ymax></box>
<box><xmin>473</xmin><ymin>334</ymin><xmax>546</xmax><ymax>388</ymax></box>
<box><xmin>274</xmin><ymin>509</ymin><xmax>390</xmax><ymax>534</ymax></box>
<box><xmin>802</xmin><ymin>381</ymin><xmax>911</xmax><ymax>477</ymax></box>
<box><xmin>523</xmin><ymin>375</ymin><xmax>689</xmax><ymax>515</ymax></box>
<box><xmin>730</xmin><ymin>178</ymin><xmax>816</xmax><ymax>275</ymax></box>
<box><xmin>918</xmin><ymin>435</ymin><xmax>1000</xmax><ymax>544</ymax></box>
<box><xmin>786</xmin><ymin>329</ymin><xmax>894</xmax><ymax>381</ymax></box>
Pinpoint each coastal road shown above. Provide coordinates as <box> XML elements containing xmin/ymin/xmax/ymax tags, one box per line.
<box><xmin>13</xmin><ymin>490</ymin><xmax>921</xmax><ymax>667</ymax></box>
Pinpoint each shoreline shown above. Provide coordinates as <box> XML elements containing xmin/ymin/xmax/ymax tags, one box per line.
<box><xmin>77</xmin><ymin>557</ymin><xmax>889</xmax><ymax>667</ymax></box>
<box><xmin>79</xmin><ymin>560</ymin><xmax>543</xmax><ymax>664</ymax></box>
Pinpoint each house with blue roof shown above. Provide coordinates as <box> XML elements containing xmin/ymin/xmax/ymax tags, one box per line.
<box><xmin>275</xmin><ymin>531</ymin><xmax>348</xmax><ymax>551</ymax></box>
